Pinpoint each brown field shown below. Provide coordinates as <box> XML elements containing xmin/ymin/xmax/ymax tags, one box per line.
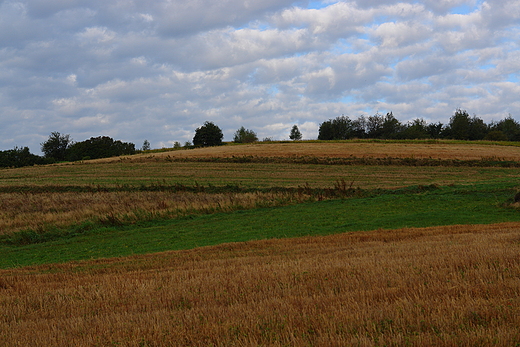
<box><xmin>1</xmin><ymin>141</ymin><xmax>519</xmax><ymax>234</ymax></box>
<box><xmin>1</xmin><ymin>223</ymin><xmax>519</xmax><ymax>346</ymax></box>
<box><xmin>99</xmin><ymin>141</ymin><xmax>520</xmax><ymax>162</ymax></box>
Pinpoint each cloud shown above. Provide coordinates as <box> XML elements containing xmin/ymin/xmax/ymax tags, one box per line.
<box><xmin>0</xmin><ymin>0</ymin><xmax>518</xmax><ymax>153</ymax></box>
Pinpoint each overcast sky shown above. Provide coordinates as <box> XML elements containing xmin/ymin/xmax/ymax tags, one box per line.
<box><xmin>1</xmin><ymin>0</ymin><xmax>519</xmax><ymax>152</ymax></box>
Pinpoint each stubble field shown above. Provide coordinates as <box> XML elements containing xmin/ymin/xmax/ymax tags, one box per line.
<box><xmin>1</xmin><ymin>140</ymin><xmax>520</xmax><ymax>346</ymax></box>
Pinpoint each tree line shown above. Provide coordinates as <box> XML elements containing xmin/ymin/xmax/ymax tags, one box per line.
<box><xmin>0</xmin><ymin>109</ymin><xmax>518</xmax><ymax>168</ymax></box>
<box><xmin>0</xmin><ymin>133</ymin><xmax>136</xmax><ymax>168</ymax></box>
<box><xmin>318</xmin><ymin>109</ymin><xmax>520</xmax><ymax>141</ymax></box>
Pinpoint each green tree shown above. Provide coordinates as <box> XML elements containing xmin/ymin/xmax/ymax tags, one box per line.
<box><xmin>484</xmin><ymin>130</ymin><xmax>508</xmax><ymax>141</ymax></box>
<box><xmin>366</xmin><ymin>113</ymin><xmax>385</xmax><ymax>138</ymax></box>
<box><xmin>366</xmin><ymin>112</ymin><xmax>402</xmax><ymax>139</ymax></box>
<box><xmin>490</xmin><ymin>116</ymin><xmax>520</xmax><ymax>141</ymax></box>
<box><xmin>427</xmin><ymin>122</ymin><xmax>444</xmax><ymax>138</ymax></box>
<box><xmin>66</xmin><ymin>136</ymin><xmax>135</xmax><ymax>161</ymax></box>
<box><xmin>289</xmin><ymin>125</ymin><xmax>302</xmax><ymax>141</ymax></box>
<box><xmin>381</xmin><ymin>112</ymin><xmax>403</xmax><ymax>139</ymax></box>
<box><xmin>444</xmin><ymin>109</ymin><xmax>488</xmax><ymax>140</ymax></box>
<box><xmin>41</xmin><ymin>132</ymin><xmax>72</xmax><ymax>161</ymax></box>
<box><xmin>141</xmin><ymin>140</ymin><xmax>151</xmax><ymax>151</ymax></box>
<box><xmin>400</xmin><ymin>118</ymin><xmax>430</xmax><ymax>139</ymax></box>
<box><xmin>318</xmin><ymin>116</ymin><xmax>353</xmax><ymax>140</ymax></box>
<box><xmin>193</xmin><ymin>121</ymin><xmax>224</xmax><ymax>147</ymax></box>
<box><xmin>233</xmin><ymin>126</ymin><xmax>258</xmax><ymax>143</ymax></box>
<box><xmin>0</xmin><ymin>147</ymin><xmax>46</xmax><ymax>168</ymax></box>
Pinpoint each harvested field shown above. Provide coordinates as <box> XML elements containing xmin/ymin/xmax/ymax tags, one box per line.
<box><xmin>1</xmin><ymin>222</ymin><xmax>519</xmax><ymax>346</ymax></box>
<box><xmin>97</xmin><ymin>141</ymin><xmax>520</xmax><ymax>162</ymax></box>
<box><xmin>1</xmin><ymin>141</ymin><xmax>519</xmax><ymax>235</ymax></box>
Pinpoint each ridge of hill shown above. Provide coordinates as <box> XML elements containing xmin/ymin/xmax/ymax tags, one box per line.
<box><xmin>89</xmin><ymin>140</ymin><xmax>520</xmax><ymax>163</ymax></box>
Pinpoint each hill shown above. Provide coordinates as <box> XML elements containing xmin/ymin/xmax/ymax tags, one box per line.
<box><xmin>1</xmin><ymin>140</ymin><xmax>520</xmax><ymax>345</ymax></box>
<box><xmin>103</xmin><ymin>140</ymin><xmax>520</xmax><ymax>162</ymax></box>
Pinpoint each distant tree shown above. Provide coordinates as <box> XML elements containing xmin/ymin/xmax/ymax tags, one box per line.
<box><xmin>262</xmin><ymin>137</ymin><xmax>274</xmax><ymax>142</ymax></box>
<box><xmin>193</xmin><ymin>121</ymin><xmax>224</xmax><ymax>147</ymax></box>
<box><xmin>484</xmin><ymin>130</ymin><xmax>508</xmax><ymax>141</ymax></box>
<box><xmin>289</xmin><ymin>125</ymin><xmax>302</xmax><ymax>141</ymax></box>
<box><xmin>381</xmin><ymin>112</ymin><xmax>403</xmax><ymax>139</ymax></box>
<box><xmin>66</xmin><ymin>136</ymin><xmax>135</xmax><ymax>161</ymax></box>
<box><xmin>141</xmin><ymin>140</ymin><xmax>151</xmax><ymax>151</ymax></box>
<box><xmin>400</xmin><ymin>118</ymin><xmax>430</xmax><ymax>139</ymax></box>
<box><xmin>0</xmin><ymin>147</ymin><xmax>46</xmax><ymax>168</ymax></box>
<box><xmin>489</xmin><ymin>116</ymin><xmax>520</xmax><ymax>141</ymax></box>
<box><xmin>183</xmin><ymin>141</ymin><xmax>192</xmax><ymax>148</ymax></box>
<box><xmin>427</xmin><ymin>122</ymin><xmax>444</xmax><ymax>138</ymax></box>
<box><xmin>318</xmin><ymin>116</ymin><xmax>352</xmax><ymax>140</ymax></box>
<box><xmin>366</xmin><ymin>113</ymin><xmax>385</xmax><ymax>138</ymax></box>
<box><xmin>173</xmin><ymin>141</ymin><xmax>182</xmax><ymax>149</ymax></box>
<box><xmin>350</xmin><ymin>116</ymin><xmax>367</xmax><ymax>138</ymax></box>
<box><xmin>442</xmin><ymin>109</ymin><xmax>489</xmax><ymax>140</ymax></box>
<box><xmin>365</xmin><ymin>112</ymin><xmax>402</xmax><ymax>139</ymax></box>
<box><xmin>41</xmin><ymin>132</ymin><xmax>72</xmax><ymax>161</ymax></box>
<box><xmin>233</xmin><ymin>126</ymin><xmax>258</xmax><ymax>143</ymax></box>
<box><xmin>318</xmin><ymin>119</ymin><xmax>335</xmax><ymax>140</ymax></box>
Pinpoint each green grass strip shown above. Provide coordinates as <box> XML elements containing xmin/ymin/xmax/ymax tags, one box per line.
<box><xmin>1</xmin><ymin>183</ymin><xmax>519</xmax><ymax>268</ymax></box>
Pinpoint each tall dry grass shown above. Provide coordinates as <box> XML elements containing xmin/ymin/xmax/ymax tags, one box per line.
<box><xmin>0</xmin><ymin>190</ymin><xmax>321</xmax><ymax>235</ymax></box>
<box><xmin>1</xmin><ymin>223</ymin><xmax>519</xmax><ymax>346</ymax></box>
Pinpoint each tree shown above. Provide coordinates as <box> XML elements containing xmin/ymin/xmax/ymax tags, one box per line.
<box><xmin>141</xmin><ymin>140</ymin><xmax>151</xmax><ymax>151</ymax></box>
<box><xmin>366</xmin><ymin>113</ymin><xmax>385</xmax><ymax>138</ymax></box>
<box><xmin>0</xmin><ymin>147</ymin><xmax>47</xmax><ymax>168</ymax></box>
<box><xmin>381</xmin><ymin>112</ymin><xmax>403</xmax><ymax>139</ymax></box>
<box><xmin>66</xmin><ymin>136</ymin><xmax>135</xmax><ymax>161</ymax></box>
<box><xmin>489</xmin><ymin>116</ymin><xmax>520</xmax><ymax>141</ymax></box>
<box><xmin>289</xmin><ymin>125</ymin><xmax>302</xmax><ymax>141</ymax></box>
<box><xmin>41</xmin><ymin>132</ymin><xmax>72</xmax><ymax>161</ymax></box>
<box><xmin>193</xmin><ymin>121</ymin><xmax>224</xmax><ymax>147</ymax></box>
<box><xmin>233</xmin><ymin>126</ymin><xmax>258</xmax><ymax>143</ymax></box>
<box><xmin>444</xmin><ymin>109</ymin><xmax>488</xmax><ymax>140</ymax></box>
<box><xmin>427</xmin><ymin>122</ymin><xmax>444</xmax><ymax>138</ymax></box>
<box><xmin>318</xmin><ymin>116</ymin><xmax>352</xmax><ymax>140</ymax></box>
<box><xmin>400</xmin><ymin>118</ymin><xmax>430</xmax><ymax>139</ymax></box>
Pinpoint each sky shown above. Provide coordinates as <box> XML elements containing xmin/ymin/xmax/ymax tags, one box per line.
<box><xmin>1</xmin><ymin>0</ymin><xmax>519</xmax><ymax>152</ymax></box>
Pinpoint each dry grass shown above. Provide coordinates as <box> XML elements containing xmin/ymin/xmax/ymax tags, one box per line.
<box><xmin>1</xmin><ymin>161</ymin><xmax>516</xmax><ymax>189</ymax></box>
<box><xmin>1</xmin><ymin>223</ymin><xmax>519</xmax><ymax>346</ymax></box>
<box><xmin>103</xmin><ymin>142</ymin><xmax>520</xmax><ymax>162</ymax></box>
<box><xmin>0</xmin><ymin>190</ymin><xmax>316</xmax><ymax>235</ymax></box>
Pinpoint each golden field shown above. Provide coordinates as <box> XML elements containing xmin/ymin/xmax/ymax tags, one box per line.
<box><xmin>1</xmin><ymin>141</ymin><xmax>520</xmax><ymax>346</ymax></box>
<box><xmin>100</xmin><ymin>141</ymin><xmax>520</xmax><ymax>162</ymax></box>
<box><xmin>1</xmin><ymin>223</ymin><xmax>519</xmax><ymax>346</ymax></box>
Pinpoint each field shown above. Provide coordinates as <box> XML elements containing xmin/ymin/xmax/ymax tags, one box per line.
<box><xmin>1</xmin><ymin>140</ymin><xmax>520</xmax><ymax>346</ymax></box>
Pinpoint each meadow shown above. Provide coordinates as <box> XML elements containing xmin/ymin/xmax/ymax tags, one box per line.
<box><xmin>1</xmin><ymin>140</ymin><xmax>520</xmax><ymax>346</ymax></box>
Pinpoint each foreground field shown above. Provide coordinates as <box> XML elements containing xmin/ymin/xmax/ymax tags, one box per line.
<box><xmin>1</xmin><ymin>223</ymin><xmax>519</xmax><ymax>346</ymax></box>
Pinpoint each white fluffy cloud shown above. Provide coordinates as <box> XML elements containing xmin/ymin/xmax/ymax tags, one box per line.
<box><xmin>0</xmin><ymin>0</ymin><xmax>518</xmax><ymax>152</ymax></box>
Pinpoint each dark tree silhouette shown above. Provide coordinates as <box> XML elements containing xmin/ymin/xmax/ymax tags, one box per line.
<box><xmin>193</xmin><ymin>121</ymin><xmax>224</xmax><ymax>147</ymax></box>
